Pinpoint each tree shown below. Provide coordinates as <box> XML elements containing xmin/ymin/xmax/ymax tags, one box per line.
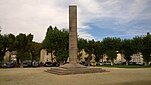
<box><xmin>102</xmin><ymin>37</ymin><xmax>121</xmax><ymax>65</ymax></box>
<box><xmin>78</xmin><ymin>38</ymin><xmax>88</xmax><ymax>51</ymax></box>
<box><xmin>77</xmin><ymin>38</ymin><xmax>88</xmax><ymax>64</ymax></box>
<box><xmin>141</xmin><ymin>33</ymin><xmax>151</xmax><ymax>66</ymax></box>
<box><xmin>132</xmin><ymin>36</ymin><xmax>143</xmax><ymax>54</ymax></box>
<box><xmin>42</xmin><ymin>26</ymin><xmax>69</xmax><ymax>63</ymax></box>
<box><xmin>30</xmin><ymin>42</ymin><xmax>42</xmax><ymax>61</ymax></box>
<box><xmin>106</xmin><ymin>50</ymin><xmax>117</xmax><ymax>65</ymax></box>
<box><xmin>55</xmin><ymin>29</ymin><xmax>69</xmax><ymax>62</ymax></box>
<box><xmin>93</xmin><ymin>41</ymin><xmax>105</xmax><ymax>62</ymax></box>
<box><xmin>7</xmin><ymin>34</ymin><xmax>16</xmax><ymax>52</ymax></box>
<box><xmin>121</xmin><ymin>39</ymin><xmax>134</xmax><ymax>65</ymax></box>
<box><xmin>0</xmin><ymin>34</ymin><xmax>4</xmax><ymax>61</ymax></box>
<box><xmin>78</xmin><ymin>39</ymin><xmax>106</xmax><ymax>65</ymax></box>
<box><xmin>85</xmin><ymin>39</ymin><xmax>96</xmax><ymax>66</ymax></box>
<box><xmin>0</xmin><ymin>33</ymin><xmax>16</xmax><ymax>61</ymax></box>
<box><xmin>0</xmin><ymin>34</ymin><xmax>9</xmax><ymax>61</ymax></box>
<box><xmin>15</xmin><ymin>33</ymin><xmax>33</xmax><ymax>63</ymax></box>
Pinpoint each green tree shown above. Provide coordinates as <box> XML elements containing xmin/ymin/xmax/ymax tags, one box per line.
<box><xmin>55</xmin><ymin>29</ymin><xmax>69</xmax><ymax>62</ymax></box>
<box><xmin>0</xmin><ymin>34</ymin><xmax>9</xmax><ymax>61</ymax></box>
<box><xmin>30</xmin><ymin>42</ymin><xmax>42</xmax><ymax>61</ymax></box>
<box><xmin>85</xmin><ymin>39</ymin><xmax>96</xmax><ymax>66</ymax></box>
<box><xmin>7</xmin><ymin>34</ymin><xmax>16</xmax><ymax>52</ymax></box>
<box><xmin>121</xmin><ymin>39</ymin><xmax>134</xmax><ymax>65</ymax></box>
<box><xmin>132</xmin><ymin>36</ymin><xmax>143</xmax><ymax>54</ymax></box>
<box><xmin>15</xmin><ymin>33</ymin><xmax>33</xmax><ymax>63</ymax></box>
<box><xmin>78</xmin><ymin>38</ymin><xmax>88</xmax><ymax>51</ymax></box>
<box><xmin>141</xmin><ymin>33</ymin><xmax>151</xmax><ymax>66</ymax></box>
<box><xmin>77</xmin><ymin>38</ymin><xmax>88</xmax><ymax>63</ymax></box>
<box><xmin>42</xmin><ymin>26</ymin><xmax>69</xmax><ymax>63</ymax></box>
<box><xmin>102</xmin><ymin>37</ymin><xmax>121</xmax><ymax>65</ymax></box>
<box><xmin>0</xmin><ymin>34</ymin><xmax>4</xmax><ymax>61</ymax></box>
<box><xmin>93</xmin><ymin>41</ymin><xmax>105</xmax><ymax>62</ymax></box>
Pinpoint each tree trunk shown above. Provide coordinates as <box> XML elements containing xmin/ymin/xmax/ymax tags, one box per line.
<box><xmin>88</xmin><ymin>54</ymin><xmax>91</xmax><ymax>66</ymax></box>
<box><xmin>102</xmin><ymin>56</ymin><xmax>104</xmax><ymax>65</ymax></box>
<box><xmin>126</xmin><ymin>61</ymin><xmax>129</xmax><ymax>65</ymax></box>
<box><xmin>20</xmin><ymin>61</ymin><xmax>23</xmax><ymax>68</ymax></box>
<box><xmin>144</xmin><ymin>61</ymin><xmax>148</xmax><ymax>66</ymax></box>
<box><xmin>111</xmin><ymin>60</ymin><xmax>114</xmax><ymax>66</ymax></box>
<box><xmin>51</xmin><ymin>52</ymin><xmax>53</xmax><ymax>63</ymax></box>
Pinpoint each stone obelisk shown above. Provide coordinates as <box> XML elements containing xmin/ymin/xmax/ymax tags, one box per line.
<box><xmin>69</xmin><ymin>5</ymin><xmax>78</xmax><ymax>64</ymax></box>
<box><xmin>60</xmin><ymin>5</ymin><xmax>85</xmax><ymax>68</ymax></box>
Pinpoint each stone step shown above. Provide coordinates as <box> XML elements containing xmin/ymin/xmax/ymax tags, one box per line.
<box><xmin>45</xmin><ymin>67</ymin><xmax>108</xmax><ymax>75</ymax></box>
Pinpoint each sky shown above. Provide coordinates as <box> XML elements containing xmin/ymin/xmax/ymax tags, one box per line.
<box><xmin>0</xmin><ymin>0</ymin><xmax>151</xmax><ymax>42</ymax></box>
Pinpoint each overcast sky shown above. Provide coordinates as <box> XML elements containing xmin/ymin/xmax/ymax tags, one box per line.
<box><xmin>0</xmin><ymin>0</ymin><xmax>151</xmax><ymax>42</ymax></box>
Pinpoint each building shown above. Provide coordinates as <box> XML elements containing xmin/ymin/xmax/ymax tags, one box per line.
<box><xmin>130</xmin><ymin>52</ymin><xmax>143</xmax><ymax>64</ymax></box>
<box><xmin>3</xmin><ymin>51</ymin><xmax>17</xmax><ymax>63</ymax></box>
<box><xmin>40</xmin><ymin>49</ymin><xmax>56</xmax><ymax>64</ymax></box>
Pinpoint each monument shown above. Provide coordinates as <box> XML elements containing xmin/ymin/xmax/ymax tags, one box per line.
<box><xmin>45</xmin><ymin>5</ymin><xmax>107</xmax><ymax>75</ymax></box>
<box><xmin>69</xmin><ymin>5</ymin><xmax>78</xmax><ymax>64</ymax></box>
<box><xmin>60</xmin><ymin>5</ymin><xmax>85</xmax><ymax>68</ymax></box>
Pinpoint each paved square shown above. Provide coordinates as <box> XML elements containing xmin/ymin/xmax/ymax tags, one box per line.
<box><xmin>0</xmin><ymin>67</ymin><xmax>151</xmax><ymax>85</ymax></box>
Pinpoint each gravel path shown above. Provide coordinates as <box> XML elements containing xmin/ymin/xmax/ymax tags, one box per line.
<box><xmin>0</xmin><ymin>67</ymin><xmax>151</xmax><ymax>85</ymax></box>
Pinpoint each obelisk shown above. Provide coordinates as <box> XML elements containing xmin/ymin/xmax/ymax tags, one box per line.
<box><xmin>60</xmin><ymin>5</ymin><xmax>85</xmax><ymax>68</ymax></box>
<box><xmin>69</xmin><ymin>5</ymin><xmax>78</xmax><ymax>64</ymax></box>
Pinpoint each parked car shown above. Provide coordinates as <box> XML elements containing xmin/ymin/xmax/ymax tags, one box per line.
<box><xmin>22</xmin><ymin>60</ymin><xmax>32</xmax><ymax>67</ymax></box>
<box><xmin>3</xmin><ymin>61</ymin><xmax>16</xmax><ymax>68</ymax></box>
<box><xmin>52</xmin><ymin>62</ymin><xmax>60</xmax><ymax>67</ymax></box>
<box><xmin>32</xmin><ymin>61</ymin><xmax>40</xmax><ymax>67</ymax></box>
<box><xmin>44</xmin><ymin>61</ymin><xmax>53</xmax><ymax>67</ymax></box>
<box><xmin>0</xmin><ymin>61</ymin><xmax>2</xmax><ymax>68</ymax></box>
<box><xmin>44</xmin><ymin>61</ymin><xmax>60</xmax><ymax>67</ymax></box>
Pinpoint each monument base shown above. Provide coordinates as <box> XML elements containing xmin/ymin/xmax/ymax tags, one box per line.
<box><xmin>59</xmin><ymin>63</ymin><xmax>86</xmax><ymax>68</ymax></box>
<box><xmin>45</xmin><ymin>64</ymin><xmax>108</xmax><ymax>75</ymax></box>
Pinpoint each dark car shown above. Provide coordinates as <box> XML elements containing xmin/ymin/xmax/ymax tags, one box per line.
<box><xmin>0</xmin><ymin>61</ymin><xmax>2</xmax><ymax>68</ymax></box>
<box><xmin>44</xmin><ymin>61</ymin><xmax>60</xmax><ymax>67</ymax></box>
<box><xmin>32</xmin><ymin>61</ymin><xmax>40</xmax><ymax>67</ymax></box>
<box><xmin>22</xmin><ymin>60</ymin><xmax>32</xmax><ymax>67</ymax></box>
<box><xmin>3</xmin><ymin>61</ymin><xmax>16</xmax><ymax>68</ymax></box>
<box><xmin>52</xmin><ymin>62</ymin><xmax>60</xmax><ymax>67</ymax></box>
<box><xmin>44</xmin><ymin>61</ymin><xmax>53</xmax><ymax>67</ymax></box>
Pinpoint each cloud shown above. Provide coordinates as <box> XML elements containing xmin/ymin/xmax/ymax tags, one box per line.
<box><xmin>77</xmin><ymin>26</ymin><xmax>95</xmax><ymax>40</ymax></box>
<box><xmin>0</xmin><ymin>0</ymin><xmax>151</xmax><ymax>42</ymax></box>
<box><xmin>77</xmin><ymin>0</ymin><xmax>151</xmax><ymax>39</ymax></box>
<box><xmin>0</xmin><ymin>0</ymin><xmax>69</xmax><ymax>42</ymax></box>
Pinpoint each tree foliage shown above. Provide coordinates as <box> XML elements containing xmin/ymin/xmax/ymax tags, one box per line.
<box><xmin>0</xmin><ymin>25</ymin><xmax>151</xmax><ymax>67</ymax></box>
<box><xmin>93</xmin><ymin>41</ymin><xmax>105</xmax><ymax>62</ymax></box>
<box><xmin>8</xmin><ymin>34</ymin><xmax>16</xmax><ymax>51</ymax></box>
<box><xmin>42</xmin><ymin>26</ymin><xmax>69</xmax><ymax>62</ymax></box>
<box><xmin>121</xmin><ymin>39</ymin><xmax>134</xmax><ymax>65</ymax></box>
<box><xmin>0</xmin><ymin>34</ymin><xmax>9</xmax><ymax>61</ymax></box>
<box><xmin>15</xmin><ymin>33</ymin><xmax>33</xmax><ymax>62</ymax></box>
<box><xmin>141</xmin><ymin>33</ymin><xmax>151</xmax><ymax>65</ymax></box>
<box><xmin>132</xmin><ymin>36</ymin><xmax>143</xmax><ymax>54</ymax></box>
<box><xmin>102</xmin><ymin>37</ymin><xmax>121</xmax><ymax>65</ymax></box>
<box><xmin>78</xmin><ymin>38</ymin><xmax>88</xmax><ymax>51</ymax></box>
<box><xmin>30</xmin><ymin>42</ymin><xmax>42</xmax><ymax>61</ymax></box>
